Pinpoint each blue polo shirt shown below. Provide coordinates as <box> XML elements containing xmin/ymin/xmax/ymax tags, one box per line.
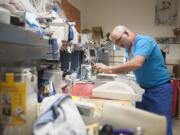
<box><xmin>125</xmin><ymin>35</ymin><xmax>170</xmax><ymax>88</ymax></box>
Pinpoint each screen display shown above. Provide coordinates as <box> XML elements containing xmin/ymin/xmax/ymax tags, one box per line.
<box><xmin>90</xmin><ymin>49</ymin><xmax>96</xmax><ymax>57</ymax></box>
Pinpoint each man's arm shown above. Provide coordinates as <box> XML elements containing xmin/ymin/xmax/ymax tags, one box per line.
<box><xmin>94</xmin><ymin>55</ymin><xmax>145</xmax><ymax>74</ymax></box>
<box><xmin>111</xmin><ymin>55</ymin><xmax>145</xmax><ymax>74</ymax></box>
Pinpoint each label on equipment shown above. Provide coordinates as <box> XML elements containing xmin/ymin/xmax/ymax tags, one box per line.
<box><xmin>0</xmin><ymin>73</ymin><xmax>26</xmax><ymax>125</ymax></box>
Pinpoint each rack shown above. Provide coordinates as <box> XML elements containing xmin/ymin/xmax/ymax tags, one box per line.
<box><xmin>0</xmin><ymin>23</ymin><xmax>52</xmax><ymax>66</ymax></box>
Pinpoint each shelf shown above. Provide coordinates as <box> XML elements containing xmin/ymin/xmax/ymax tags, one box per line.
<box><xmin>156</xmin><ymin>37</ymin><xmax>180</xmax><ymax>44</ymax></box>
<box><xmin>166</xmin><ymin>59</ymin><xmax>180</xmax><ymax>65</ymax></box>
<box><xmin>0</xmin><ymin>23</ymin><xmax>52</xmax><ymax>66</ymax></box>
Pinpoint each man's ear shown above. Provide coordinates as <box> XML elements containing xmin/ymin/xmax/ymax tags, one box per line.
<box><xmin>124</xmin><ymin>31</ymin><xmax>129</xmax><ymax>36</ymax></box>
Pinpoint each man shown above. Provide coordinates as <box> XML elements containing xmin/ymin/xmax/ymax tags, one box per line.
<box><xmin>94</xmin><ymin>25</ymin><xmax>173</xmax><ymax>135</ymax></box>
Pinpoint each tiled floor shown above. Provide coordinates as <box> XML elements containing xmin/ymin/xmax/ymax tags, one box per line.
<box><xmin>173</xmin><ymin>96</ymin><xmax>180</xmax><ymax>135</ymax></box>
<box><xmin>173</xmin><ymin>117</ymin><xmax>180</xmax><ymax>135</ymax></box>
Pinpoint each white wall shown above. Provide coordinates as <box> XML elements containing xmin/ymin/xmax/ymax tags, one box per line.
<box><xmin>177</xmin><ymin>0</ymin><xmax>180</xmax><ymax>27</ymax></box>
<box><xmin>67</xmin><ymin>0</ymin><xmax>180</xmax><ymax>68</ymax></box>
<box><xmin>86</xmin><ymin>0</ymin><xmax>180</xmax><ymax>37</ymax></box>
<box><xmin>68</xmin><ymin>0</ymin><xmax>87</xmax><ymax>30</ymax></box>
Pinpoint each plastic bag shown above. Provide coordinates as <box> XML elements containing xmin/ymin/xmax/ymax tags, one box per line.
<box><xmin>33</xmin><ymin>94</ymin><xmax>87</xmax><ymax>135</ymax></box>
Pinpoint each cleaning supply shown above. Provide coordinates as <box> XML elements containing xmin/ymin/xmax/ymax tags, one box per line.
<box><xmin>0</xmin><ymin>68</ymin><xmax>37</xmax><ymax>135</ymax></box>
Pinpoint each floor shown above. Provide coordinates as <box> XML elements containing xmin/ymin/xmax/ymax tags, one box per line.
<box><xmin>173</xmin><ymin>96</ymin><xmax>180</xmax><ymax>135</ymax></box>
<box><xmin>173</xmin><ymin>117</ymin><xmax>180</xmax><ymax>135</ymax></box>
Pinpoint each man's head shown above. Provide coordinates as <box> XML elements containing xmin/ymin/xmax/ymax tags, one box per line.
<box><xmin>111</xmin><ymin>25</ymin><xmax>133</xmax><ymax>48</ymax></box>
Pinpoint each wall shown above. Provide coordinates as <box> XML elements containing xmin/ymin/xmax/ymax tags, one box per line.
<box><xmin>86</xmin><ymin>0</ymin><xmax>180</xmax><ymax>37</ymax></box>
<box><xmin>178</xmin><ymin>0</ymin><xmax>180</xmax><ymax>27</ymax></box>
<box><xmin>66</xmin><ymin>0</ymin><xmax>180</xmax><ymax>36</ymax></box>
<box><xmin>68</xmin><ymin>0</ymin><xmax>87</xmax><ymax>30</ymax></box>
<box><xmin>85</xmin><ymin>0</ymin><xmax>180</xmax><ymax>70</ymax></box>
<box><xmin>60</xmin><ymin>0</ymin><xmax>81</xmax><ymax>32</ymax></box>
<box><xmin>67</xmin><ymin>0</ymin><xmax>180</xmax><ymax>66</ymax></box>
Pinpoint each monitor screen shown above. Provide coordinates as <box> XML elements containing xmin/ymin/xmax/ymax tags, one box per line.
<box><xmin>90</xmin><ymin>49</ymin><xmax>96</xmax><ymax>57</ymax></box>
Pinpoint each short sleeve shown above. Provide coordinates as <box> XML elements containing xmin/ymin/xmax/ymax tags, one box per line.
<box><xmin>134</xmin><ymin>39</ymin><xmax>155</xmax><ymax>60</ymax></box>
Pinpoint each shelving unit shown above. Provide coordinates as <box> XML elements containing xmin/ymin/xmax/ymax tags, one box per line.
<box><xmin>0</xmin><ymin>23</ymin><xmax>52</xmax><ymax>66</ymax></box>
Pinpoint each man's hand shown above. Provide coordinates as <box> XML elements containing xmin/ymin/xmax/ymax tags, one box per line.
<box><xmin>94</xmin><ymin>56</ymin><xmax>145</xmax><ymax>74</ymax></box>
<box><xmin>94</xmin><ymin>63</ymin><xmax>112</xmax><ymax>74</ymax></box>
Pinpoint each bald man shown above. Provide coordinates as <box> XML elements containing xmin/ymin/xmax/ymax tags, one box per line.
<box><xmin>94</xmin><ymin>25</ymin><xmax>173</xmax><ymax>135</ymax></box>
